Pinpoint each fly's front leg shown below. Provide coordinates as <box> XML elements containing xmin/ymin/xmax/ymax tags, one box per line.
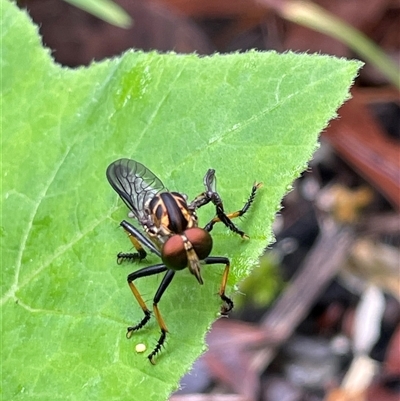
<box><xmin>118</xmin><ymin>221</ymin><xmax>167</xmax><ymax>337</ymax></box>
<box><xmin>147</xmin><ymin>270</ymin><xmax>176</xmax><ymax>364</ymax></box>
<box><xmin>188</xmin><ymin>192</ymin><xmax>211</xmax><ymax>212</ymax></box>
<box><xmin>188</xmin><ymin>169</ymin><xmax>219</xmax><ymax>212</ymax></box>
<box><xmin>191</xmin><ymin>168</ymin><xmax>255</xmax><ymax>237</ymax></box>
<box><xmin>204</xmin><ymin>182</ymin><xmax>262</xmax><ymax>238</ymax></box>
<box><xmin>126</xmin><ymin>264</ymin><xmax>167</xmax><ymax>336</ymax></box>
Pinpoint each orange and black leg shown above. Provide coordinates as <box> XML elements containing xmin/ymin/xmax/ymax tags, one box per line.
<box><xmin>147</xmin><ymin>270</ymin><xmax>175</xmax><ymax>364</ymax></box>
<box><xmin>117</xmin><ymin>220</ymin><xmax>161</xmax><ymax>263</ymax></box>
<box><xmin>204</xmin><ymin>256</ymin><xmax>233</xmax><ymax>314</ymax></box>
<box><xmin>126</xmin><ymin>265</ymin><xmax>176</xmax><ymax>363</ymax></box>
<box><xmin>126</xmin><ymin>263</ymin><xmax>168</xmax><ymax>335</ymax></box>
<box><xmin>189</xmin><ymin>169</ymin><xmax>261</xmax><ymax>237</ymax></box>
<box><xmin>119</xmin><ymin>220</ymin><xmax>163</xmax><ymax>333</ymax></box>
<box><xmin>117</xmin><ymin>228</ymin><xmax>147</xmax><ymax>264</ymax></box>
<box><xmin>204</xmin><ymin>182</ymin><xmax>262</xmax><ymax>237</ymax></box>
<box><xmin>120</xmin><ymin>220</ymin><xmax>176</xmax><ymax>363</ymax></box>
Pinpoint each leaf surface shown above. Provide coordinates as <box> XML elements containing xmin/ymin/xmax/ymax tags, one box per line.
<box><xmin>1</xmin><ymin>1</ymin><xmax>362</xmax><ymax>400</ymax></box>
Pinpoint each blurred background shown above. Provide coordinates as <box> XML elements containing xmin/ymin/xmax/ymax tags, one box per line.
<box><xmin>20</xmin><ymin>0</ymin><xmax>400</xmax><ymax>400</ymax></box>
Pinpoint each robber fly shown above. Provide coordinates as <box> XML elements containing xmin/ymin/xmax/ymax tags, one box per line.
<box><xmin>106</xmin><ymin>158</ymin><xmax>261</xmax><ymax>363</ymax></box>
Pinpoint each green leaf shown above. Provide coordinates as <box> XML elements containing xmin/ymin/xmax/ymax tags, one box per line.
<box><xmin>1</xmin><ymin>1</ymin><xmax>362</xmax><ymax>400</ymax></box>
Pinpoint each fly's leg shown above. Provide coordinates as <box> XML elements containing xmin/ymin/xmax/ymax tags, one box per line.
<box><xmin>147</xmin><ymin>270</ymin><xmax>176</xmax><ymax>364</ymax></box>
<box><xmin>118</xmin><ymin>221</ymin><xmax>169</xmax><ymax>342</ymax></box>
<box><xmin>126</xmin><ymin>264</ymin><xmax>167</xmax><ymax>335</ymax></box>
<box><xmin>204</xmin><ymin>182</ymin><xmax>262</xmax><ymax>237</ymax></box>
<box><xmin>188</xmin><ymin>169</ymin><xmax>219</xmax><ymax>211</ymax></box>
<box><xmin>117</xmin><ymin>246</ymin><xmax>146</xmax><ymax>265</ymax></box>
<box><xmin>117</xmin><ymin>220</ymin><xmax>162</xmax><ymax>264</ymax></box>
<box><xmin>118</xmin><ymin>221</ymin><xmax>175</xmax><ymax>363</ymax></box>
<box><xmin>189</xmin><ymin>169</ymin><xmax>261</xmax><ymax>237</ymax></box>
<box><xmin>204</xmin><ymin>256</ymin><xmax>233</xmax><ymax>315</ymax></box>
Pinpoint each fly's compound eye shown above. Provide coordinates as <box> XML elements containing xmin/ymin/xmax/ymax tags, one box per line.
<box><xmin>161</xmin><ymin>228</ymin><xmax>213</xmax><ymax>271</ymax></box>
<box><xmin>186</xmin><ymin>228</ymin><xmax>213</xmax><ymax>260</ymax></box>
<box><xmin>162</xmin><ymin>236</ymin><xmax>187</xmax><ymax>270</ymax></box>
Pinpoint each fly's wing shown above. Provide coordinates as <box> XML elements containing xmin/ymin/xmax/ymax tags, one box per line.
<box><xmin>106</xmin><ymin>158</ymin><xmax>165</xmax><ymax>221</ymax></box>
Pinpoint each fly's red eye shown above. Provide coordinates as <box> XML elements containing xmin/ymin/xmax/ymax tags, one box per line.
<box><xmin>162</xmin><ymin>236</ymin><xmax>187</xmax><ymax>270</ymax></box>
<box><xmin>185</xmin><ymin>228</ymin><xmax>212</xmax><ymax>260</ymax></box>
<box><xmin>161</xmin><ymin>228</ymin><xmax>212</xmax><ymax>271</ymax></box>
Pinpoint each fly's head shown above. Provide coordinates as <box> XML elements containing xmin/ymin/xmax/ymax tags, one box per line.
<box><xmin>161</xmin><ymin>228</ymin><xmax>213</xmax><ymax>285</ymax></box>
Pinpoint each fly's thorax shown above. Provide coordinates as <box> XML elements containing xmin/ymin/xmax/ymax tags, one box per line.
<box><xmin>149</xmin><ymin>192</ymin><xmax>197</xmax><ymax>234</ymax></box>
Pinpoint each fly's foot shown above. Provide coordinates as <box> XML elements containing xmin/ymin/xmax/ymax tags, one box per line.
<box><xmin>126</xmin><ymin>310</ymin><xmax>152</xmax><ymax>338</ymax></box>
<box><xmin>220</xmin><ymin>294</ymin><xmax>234</xmax><ymax>316</ymax></box>
<box><xmin>148</xmin><ymin>329</ymin><xmax>167</xmax><ymax>364</ymax></box>
<box><xmin>117</xmin><ymin>248</ymin><xmax>147</xmax><ymax>264</ymax></box>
